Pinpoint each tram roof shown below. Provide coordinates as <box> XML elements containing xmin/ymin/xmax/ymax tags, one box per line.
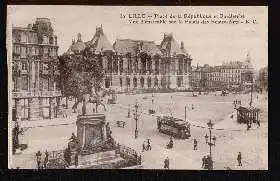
<box><xmin>157</xmin><ymin>114</ymin><xmax>190</xmax><ymax>125</ymax></box>
<box><xmin>236</xmin><ymin>106</ymin><xmax>260</xmax><ymax>112</ymax></box>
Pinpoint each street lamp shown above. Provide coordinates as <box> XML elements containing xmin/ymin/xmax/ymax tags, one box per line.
<box><xmin>204</xmin><ymin>120</ymin><xmax>217</xmax><ymax>170</ymax></box>
<box><xmin>134</xmin><ymin>100</ymin><xmax>140</xmax><ymax>139</ymax></box>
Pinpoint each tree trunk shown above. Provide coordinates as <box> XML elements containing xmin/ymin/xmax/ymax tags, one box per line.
<box><xmin>66</xmin><ymin>96</ymin><xmax>68</xmax><ymax>109</ymax></box>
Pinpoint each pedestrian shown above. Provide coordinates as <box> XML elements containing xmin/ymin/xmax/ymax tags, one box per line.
<box><xmin>193</xmin><ymin>139</ymin><xmax>198</xmax><ymax>150</ymax></box>
<box><xmin>64</xmin><ymin>147</ymin><xmax>71</xmax><ymax>166</ymax></box>
<box><xmin>192</xmin><ymin>104</ymin><xmax>194</xmax><ymax>110</ymax></box>
<box><xmin>204</xmin><ymin>155</ymin><xmax>209</xmax><ymax>169</ymax></box>
<box><xmin>36</xmin><ymin>150</ymin><xmax>42</xmax><ymax>169</ymax></box>
<box><xmin>44</xmin><ymin>150</ymin><xmax>49</xmax><ymax>168</ymax></box>
<box><xmin>74</xmin><ymin>152</ymin><xmax>79</xmax><ymax>168</ymax></box>
<box><xmin>202</xmin><ymin>156</ymin><xmax>206</xmax><ymax>168</ymax></box>
<box><xmin>167</xmin><ymin>137</ymin><xmax>173</xmax><ymax>149</ymax></box>
<box><xmin>164</xmin><ymin>157</ymin><xmax>170</xmax><ymax>169</ymax></box>
<box><xmin>237</xmin><ymin>152</ymin><xmax>242</xmax><ymax>166</ymax></box>
<box><xmin>147</xmin><ymin>139</ymin><xmax>152</xmax><ymax>150</ymax></box>
<box><xmin>142</xmin><ymin>141</ymin><xmax>146</xmax><ymax>152</ymax></box>
<box><xmin>257</xmin><ymin>120</ymin><xmax>260</xmax><ymax>128</ymax></box>
<box><xmin>206</xmin><ymin>155</ymin><xmax>213</xmax><ymax>170</ymax></box>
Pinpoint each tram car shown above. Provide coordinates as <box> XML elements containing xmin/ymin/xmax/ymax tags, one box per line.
<box><xmin>156</xmin><ymin>115</ymin><xmax>191</xmax><ymax>139</ymax></box>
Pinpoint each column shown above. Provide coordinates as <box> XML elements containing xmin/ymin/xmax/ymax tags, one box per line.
<box><xmin>15</xmin><ymin>98</ymin><xmax>22</xmax><ymax>120</ymax></box>
<box><xmin>116</xmin><ymin>57</ymin><xmax>119</xmax><ymax>75</ymax></box>
<box><xmin>56</xmin><ymin>97</ymin><xmax>62</xmax><ymax>118</ymax></box>
<box><xmin>123</xmin><ymin>56</ymin><xmax>128</xmax><ymax>74</ymax></box>
<box><xmin>151</xmin><ymin>58</ymin><xmax>155</xmax><ymax>74</ymax></box>
<box><xmin>132</xmin><ymin>57</ymin><xmax>135</xmax><ymax>73</ymax></box>
<box><xmin>49</xmin><ymin>97</ymin><xmax>55</xmax><ymax>119</ymax></box>
<box><xmin>145</xmin><ymin>59</ymin><xmax>148</xmax><ymax>74</ymax></box>
<box><xmin>182</xmin><ymin>58</ymin><xmax>185</xmax><ymax>75</ymax></box>
<box><xmin>175</xmin><ymin>58</ymin><xmax>179</xmax><ymax>75</ymax></box>
<box><xmin>137</xmin><ymin>57</ymin><xmax>141</xmax><ymax>74</ymax></box>
<box><xmin>38</xmin><ymin>97</ymin><xmax>44</xmax><ymax>118</ymax></box>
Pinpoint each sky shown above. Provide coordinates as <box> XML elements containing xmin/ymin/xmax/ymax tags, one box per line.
<box><xmin>7</xmin><ymin>6</ymin><xmax>268</xmax><ymax>70</ymax></box>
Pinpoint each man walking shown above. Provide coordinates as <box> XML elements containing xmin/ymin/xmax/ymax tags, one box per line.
<box><xmin>164</xmin><ymin>157</ymin><xmax>170</xmax><ymax>169</ymax></box>
<box><xmin>237</xmin><ymin>152</ymin><xmax>242</xmax><ymax>166</ymax></box>
<box><xmin>202</xmin><ymin>156</ymin><xmax>206</xmax><ymax>168</ymax></box>
<box><xmin>44</xmin><ymin>150</ymin><xmax>49</xmax><ymax>168</ymax></box>
<box><xmin>36</xmin><ymin>150</ymin><xmax>42</xmax><ymax>169</ymax></box>
<box><xmin>193</xmin><ymin>139</ymin><xmax>198</xmax><ymax>150</ymax></box>
<box><xmin>142</xmin><ymin>141</ymin><xmax>146</xmax><ymax>152</ymax></box>
<box><xmin>147</xmin><ymin>139</ymin><xmax>152</xmax><ymax>150</ymax></box>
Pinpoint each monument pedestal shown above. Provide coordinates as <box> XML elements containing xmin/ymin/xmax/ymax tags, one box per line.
<box><xmin>76</xmin><ymin>113</ymin><xmax>107</xmax><ymax>150</ymax></box>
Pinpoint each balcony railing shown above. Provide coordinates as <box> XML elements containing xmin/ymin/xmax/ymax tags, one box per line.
<box><xmin>12</xmin><ymin>90</ymin><xmax>62</xmax><ymax>99</ymax></box>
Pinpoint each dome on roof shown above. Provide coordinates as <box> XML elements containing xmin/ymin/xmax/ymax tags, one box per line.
<box><xmin>70</xmin><ymin>41</ymin><xmax>86</xmax><ymax>52</ymax></box>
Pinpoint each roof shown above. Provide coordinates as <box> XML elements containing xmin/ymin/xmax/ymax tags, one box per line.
<box><xmin>236</xmin><ymin>106</ymin><xmax>260</xmax><ymax>112</ymax></box>
<box><xmin>68</xmin><ymin>41</ymin><xmax>87</xmax><ymax>53</ymax></box>
<box><xmin>159</xmin><ymin>33</ymin><xmax>186</xmax><ymax>56</ymax></box>
<box><xmin>87</xmin><ymin>27</ymin><xmax>113</xmax><ymax>53</ymax></box>
<box><xmin>113</xmin><ymin>39</ymin><xmax>161</xmax><ymax>56</ymax></box>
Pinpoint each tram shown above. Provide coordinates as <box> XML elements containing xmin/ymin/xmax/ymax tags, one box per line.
<box><xmin>156</xmin><ymin>115</ymin><xmax>191</xmax><ymax>139</ymax></box>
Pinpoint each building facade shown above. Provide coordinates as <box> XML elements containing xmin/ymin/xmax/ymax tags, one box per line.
<box><xmin>67</xmin><ymin>26</ymin><xmax>192</xmax><ymax>92</ymax></box>
<box><xmin>12</xmin><ymin>18</ymin><xmax>61</xmax><ymax>121</ymax></box>
<box><xmin>191</xmin><ymin>53</ymin><xmax>254</xmax><ymax>91</ymax></box>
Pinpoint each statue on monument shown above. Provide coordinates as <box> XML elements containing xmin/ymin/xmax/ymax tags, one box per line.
<box><xmin>80</xmin><ymin>86</ymin><xmax>108</xmax><ymax>115</ymax></box>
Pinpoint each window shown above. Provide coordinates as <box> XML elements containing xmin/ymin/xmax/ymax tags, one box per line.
<box><xmin>20</xmin><ymin>33</ymin><xmax>27</xmax><ymax>43</ymax></box>
<box><xmin>43</xmin><ymin>36</ymin><xmax>49</xmax><ymax>44</ymax></box>
<box><xmin>21</xmin><ymin>76</ymin><xmax>28</xmax><ymax>90</ymax></box>
<box><xmin>43</xmin><ymin>47</ymin><xmax>48</xmax><ymax>56</ymax></box>
<box><xmin>20</xmin><ymin>47</ymin><xmax>26</xmax><ymax>57</ymax></box>
<box><xmin>31</xmin><ymin>47</ymin><xmax>36</xmax><ymax>55</ymax></box>
<box><xmin>35</xmin><ymin>47</ymin><xmax>39</xmax><ymax>55</ymax></box>
<box><xmin>14</xmin><ymin>45</ymin><xmax>20</xmax><ymax>54</ymax></box>
<box><xmin>21</xmin><ymin>62</ymin><xmax>28</xmax><ymax>70</ymax></box>
<box><xmin>43</xmin><ymin>63</ymin><xmax>49</xmax><ymax>71</ymax></box>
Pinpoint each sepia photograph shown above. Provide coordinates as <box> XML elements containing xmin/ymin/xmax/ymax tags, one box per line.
<box><xmin>7</xmin><ymin>6</ymin><xmax>268</xmax><ymax>170</ymax></box>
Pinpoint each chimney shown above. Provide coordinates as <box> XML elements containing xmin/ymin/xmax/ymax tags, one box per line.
<box><xmin>77</xmin><ymin>33</ymin><xmax>82</xmax><ymax>42</ymax></box>
<box><xmin>181</xmin><ymin>41</ymin><xmax>184</xmax><ymax>49</ymax></box>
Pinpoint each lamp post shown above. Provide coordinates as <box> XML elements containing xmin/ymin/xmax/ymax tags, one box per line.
<box><xmin>134</xmin><ymin>100</ymin><xmax>140</xmax><ymax>139</ymax></box>
<box><xmin>204</xmin><ymin>120</ymin><xmax>216</xmax><ymax>170</ymax></box>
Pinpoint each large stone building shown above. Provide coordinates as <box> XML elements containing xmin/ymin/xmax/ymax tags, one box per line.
<box><xmin>12</xmin><ymin>18</ymin><xmax>61</xmax><ymax>121</ymax></box>
<box><xmin>67</xmin><ymin>26</ymin><xmax>192</xmax><ymax>91</ymax></box>
<box><xmin>191</xmin><ymin>53</ymin><xmax>254</xmax><ymax>91</ymax></box>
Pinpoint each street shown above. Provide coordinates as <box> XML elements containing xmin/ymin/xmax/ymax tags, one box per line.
<box><xmin>12</xmin><ymin>92</ymin><xmax>268</xmax><ymax>170</ymax></box>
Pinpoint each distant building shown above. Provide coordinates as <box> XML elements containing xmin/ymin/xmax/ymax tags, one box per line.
<box><xmin>12</xmin><ymin>18</ymin><xmax>61</xmax><ymax>121</ymax></box>
<box><xmin>191</xmin><ymin>52</ymin><xmax>254</xmax><ymax>91</ymax></box>
<box><xmin>256</xmin><ymin>66</ymin><xmax>268</xmax><ymax>92</ymax></box>
<box><xmin>66</xmin><ymin>26</ymin><xmax>192</xmax><ymax>91</ymax></box>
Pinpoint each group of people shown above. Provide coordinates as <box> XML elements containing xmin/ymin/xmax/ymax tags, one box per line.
<box><xmin>142</xmin><ymin>139</ymin><xmax>152</xmax><ymax>152</ymax></box>
<box><xmin>201</xmin><ymin>155</ymin><xmax>213</xmax><ymax>170</ymax></box>
<box><xmin>35</xmin><ymin>150</ymin><xmax>49</xmax><ymax>169</ymax></box>
<box><xmin>234</xmin><ymin>99</ymin><xmax>242</xmax><ymax>107</ymax></box>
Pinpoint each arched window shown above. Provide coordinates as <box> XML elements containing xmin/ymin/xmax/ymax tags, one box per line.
<box><xmin>105</xmin><ymin>78</ymin><xmax>110</xmax><ymax>88</ymax></box>
<box><xmin>133</xmin><ymin>77</ymin><xmax>137</xmax><ymax>88</ymax></box>
<box><xmin>154</xmin><ymin>77</ymin><xmax>158</xmax><ymax>87</ymax></box>
<box><xmin>140</xmin><ymin>77</ymin><xmax>144</xmax><ymax>88</ymax></box>
<box><xmin>120</xmin><ymin>78</ymin><xmax>123</xmax><ymax>87</ymax></box>
<box><xmin>147</xmin><ymin>77</ymin><xmax>151</xmax><ymax>88</ymax></box>
<box><xmin>126</xmin><ymin>77</ymin><xmax>130</xmax><ymax>87</ymax></box>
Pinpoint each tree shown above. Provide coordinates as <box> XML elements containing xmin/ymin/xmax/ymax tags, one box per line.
<box><xmin>58</xmin><ymin>47</ymin><xmax>105</xmax><ymax>113</ymax></box>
